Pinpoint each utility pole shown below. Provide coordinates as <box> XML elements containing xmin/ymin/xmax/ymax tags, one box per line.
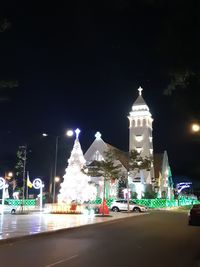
<box><xmin>127</xmin><ymin>170</ymin><xmax>130</xmax><ymax>212</ymax></box>
<box><xmin>53</xmin><ymin>136</ymin><xmax>59</xmax><ymax>203</ymax></box>
<box><xmin>22</xmin><ymin>145</ymin><xmax>27</xmax><ymax>211</ymax></box>
<box><xmin>126</xmin><ymin>150</ymin><xmax>131</xmax><ymax>212</ymax></box>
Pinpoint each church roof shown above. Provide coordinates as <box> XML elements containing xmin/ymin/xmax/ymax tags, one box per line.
<box><xmin>84</xmin><ymin>132</ymin><xmax>168</xmax><ymax>179</ymax></box>
<box><xmin>133</xmin><ymin>94</ymin><xmax>148</xmax><ymax>107</ymax></box>
<box><xmin>153</xmin><ymin>153</ymin><xmax>163</xmax><ymax>178</ymax></box>
<box><xmin>130</xmin><ymin>87</ymin><xmax>151</xmax><ymax>115</ymax></box>
<box><xmin>84</xmin><ymin>133</ymin><xmax>108</xmax><ymax>163</ymax></box>
<box><xmin>84</xmin><ymin>132</ymin><xmax>127</xmax><ymax>170</ymax></box>
<box><xmin>106</xmin><ymin>143</ymin><xmax>129</xmax><ymax>169</ymax></box>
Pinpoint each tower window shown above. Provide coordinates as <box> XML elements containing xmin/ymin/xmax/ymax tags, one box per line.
<box><xmin>136</xmin><ymin>147</ymin><xmax>142</xmax><ymax>153</ymax></box>
<box><xmin>93</xmin><ymin>151</ymin><xmax>104</xmax><ymax>161</ymax></box>
<box><xmin>135</xmin><ymin>135</ymin><xmax>143</xmax><ymax>142</ymax></box>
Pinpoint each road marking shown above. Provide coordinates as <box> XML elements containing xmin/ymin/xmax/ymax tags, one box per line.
<box><xmin>46</xmin><ymin>254</ymin><xmax>78</xmax><ymax>267</ymax></box>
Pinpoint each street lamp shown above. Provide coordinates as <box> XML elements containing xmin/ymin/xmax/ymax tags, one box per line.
<box><xmin>55</xmin><ymin>176</ymin><xmax>60</xmax><ymax>183</ymax></box>
<box><xmin>191</xmin><ymin>123</ymin><xmax>200</xmax><ymax>133</ymax></box>
<box><xmin>54</xmin><ymin>176</ymin><xmax>60</xmax><ymax>202</ymax></box>
<box><xmin>42</xmin><ymin>129</ymin><xmax>74</xmax><ymax>203</ymax></box>
<box><xmin>8</xmin><ymin>172</ymin><xmax>13</xmax><ymax>178</ymax></box>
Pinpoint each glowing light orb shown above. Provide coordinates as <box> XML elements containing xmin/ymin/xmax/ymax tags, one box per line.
<box><xmin>192</xmin><ymin>123</ymin><xmax>200</xmax><ymax>132</ymax></box>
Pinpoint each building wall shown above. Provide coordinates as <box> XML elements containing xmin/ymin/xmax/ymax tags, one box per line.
<box><xmin>128</xmin><ymin>89</ymin><xmax>155</xmax><ymax>194</ymax></box>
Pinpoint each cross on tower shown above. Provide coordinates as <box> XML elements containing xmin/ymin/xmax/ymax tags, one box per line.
<box><xmin>95</xmin><ymin>131</ymin><xmax>102</xmax><ymax>139</ymax></box>
<box><xmin>138</xmin><ymin>86</ymin><xmax>143</xmax><ymax>96</ymax></box>
<box><xmin>75</xmin><ymin>128</ymin><xmax>81</xmax><ymax>139</ymax></box>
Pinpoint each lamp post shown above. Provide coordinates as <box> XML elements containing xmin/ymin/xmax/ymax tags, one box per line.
<box><xmin>32</xmin><ymin>178</ymin><xmax>43</xmax><ymax>211</ymax></box>
<box><xmin>42</xmin><ymin>129</ymin><xmax>74</xmax><ymax>203</ymax></box>
<box><xmin>53</xmin><ymin>136</ymin><xmax>59</xmax><ymax>203</ymax></box>
<box><xmin>53</xmin><ymin>176</ymin><xmax>60</xmax><ymax>203</ymax></box>
<box><xmin>0</xmin><ymin>177</ymin><xmax>6</xmax><ymax>214</ymax></box>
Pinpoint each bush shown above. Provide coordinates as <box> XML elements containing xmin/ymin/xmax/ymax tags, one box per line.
<box><xmin>131</xmin><ymin>191</ymin><xmax>138</xmax><ymax>199</ymax></box>
<box><xmin>142</xmin><ymin>191</ymin><xmax>156</xmax><ymax>199</ymax></box>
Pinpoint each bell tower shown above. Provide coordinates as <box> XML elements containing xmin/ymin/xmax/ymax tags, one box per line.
<box><xmin>128</xmin><ymin>87</ymin><xmax>154</xmax><ymax>197</ymax></box>
<box><xmin>128</xmin><ymin>87</ymin><xmax>153</xmax><ymax>158</ymax></box>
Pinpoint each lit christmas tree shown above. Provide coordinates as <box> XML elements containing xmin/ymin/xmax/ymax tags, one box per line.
<box><xmin>58</xmin><ymin>129</ymin><xmax>97</xmax><ymax>204</ymax></box>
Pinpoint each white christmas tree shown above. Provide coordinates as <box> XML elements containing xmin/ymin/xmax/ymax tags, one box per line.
<box><xmin>58</xmin><ymin>129</ymin><xmax>97</xmax><ymax>204</ymax></box>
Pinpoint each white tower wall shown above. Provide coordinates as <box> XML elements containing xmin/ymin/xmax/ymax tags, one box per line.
<box><xmin>128</xmin><ymin>87</ymin><xmax>153</xmax><ymax>158</ymax></box>
<box><xmin>128</xmin><ymin>87</ymin><xmax>154</xmax><ymax>196</ymax></box>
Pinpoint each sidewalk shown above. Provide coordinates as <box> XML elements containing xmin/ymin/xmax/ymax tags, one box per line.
<box><xmin>0</xmin><ymin>211</ymin><xmax>147</xmax><ymax>242</ymax></box>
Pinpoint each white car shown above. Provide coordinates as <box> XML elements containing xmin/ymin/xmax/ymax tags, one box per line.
<box><xmin>110</xmin><ymin>199</ymin><xmax>147</xmax><ymax>212</ymax></box>
<box><xmin>0</xmin><ymin>204</ymin><xmax>16</xmax><ymax>214</ymax></box>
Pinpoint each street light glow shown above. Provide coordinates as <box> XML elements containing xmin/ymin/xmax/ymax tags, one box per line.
<box><xmin>8</xmin><ymin>172</ymin><xmax>13</xmax><ymax>178</ymax></box>
<box><xmin>55</xmin><ymin>176</ymin><xmax>60</xmax><ymax>182</ymax></box>
<box><xmin>66</xmin><ymin>129</ymin><xmax>74</xmax><ymax>137</ymax></box>
<box><xmin>191</xmin><ymin>123</ymin><xmax>200</xmax><ymax>132</ymax></box>
<box><xmin>42</xmin><ymin>133</ymin><xmax>48</xmax><ymax>137</ymax></box>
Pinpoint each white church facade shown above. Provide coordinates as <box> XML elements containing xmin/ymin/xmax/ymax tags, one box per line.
<box><xmin>84</xmin><ymin>87</ymin><xmax>174</xmax><ymax>199</ymax></box>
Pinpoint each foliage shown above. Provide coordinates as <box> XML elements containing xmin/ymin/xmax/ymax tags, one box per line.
<box><xmin>161</xmin><ymin>191</ymin><xmax>167</xmax><ymax>199</ymax></box>
<box><xmin>15</xmin><ymin>146</ymin><xmax>26</xmax><ymax>177</ymax></box>
<box><xmin>164</xmin><ymin>70</ymin><xmax>192</xmax><ymax>96</ymax></box>
<box><xmin>15</xmin><ymin>146</ymin><xmax>27</xmax><ymax>192</ymax></box>
<box><xmin>0</xmin><ymin>18</ymin><xmax>11</xmax><ymax>32</ymax></box>
<box><xmin>86</xmin><ymin>148</ymin><xmax>152</xmax><ymax>186</ymax></box>
<box><xmin>0</xmin><ymin>80</ymin><xmax>18</xmax><ymax>89</ymax></box>
<box><xmin>128</xmin><ymin>150</ymin><xmax>152</xmax><ymax>173</ymax></box>
<box><xmin>164</xmin><ymin>70</ymin><xmax>200</xmax><ymax>117</ymax></box>
<box><xmin>131</xmin><ymin>191</ymin><xmax>138</xmax><ymax>199</ymax></box>
<box><xmin>142</xmin><ymin>191</ymin><xmax>156</xmax><ymax>199</ymax></box>
<box><xmin>0</xmin><ymin>18</ymin><xmax>18</xmax><ymax>97</ymax></box>
<box><xmin>113</xmin><ymin>149</ymin><xmax>152</xmax><ymax>176</ymax></box>
<box><xmin>84</xmin><ymin>150</ymin><xmax>123</xmax><ymax>181</ymax></box>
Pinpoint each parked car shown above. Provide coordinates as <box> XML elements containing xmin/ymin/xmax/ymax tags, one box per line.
<box><xmin>188</xmin><ymin>204</ymin><xmax>200</xmax><ymax>225</ymax></box>
<box><xmin>0</xmin><ymin>203</ymin><xmax>16</xmax><ymax>214</ymax></box>
<box><xmin>110</xmin><ymin>199</ymin><xmax>147</xmax><ymax>212</ymax></box>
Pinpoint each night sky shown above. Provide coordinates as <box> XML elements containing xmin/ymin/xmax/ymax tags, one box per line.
<box><xmin>0</xmin><ymin>1</ymin><xmax>200</xmax><ymax>186</ymax></box>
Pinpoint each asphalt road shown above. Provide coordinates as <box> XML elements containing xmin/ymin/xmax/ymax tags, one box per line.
<box><xmin>0</xmin><ymin>211</ymin><xmax>199</xmax><ymax>267</ymax></box>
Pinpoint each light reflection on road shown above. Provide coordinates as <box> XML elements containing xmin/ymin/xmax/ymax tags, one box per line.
<box><xmin>0</xmin><ymin>212</ymin><xmax>145</xmax><ymax>240</ymax></box>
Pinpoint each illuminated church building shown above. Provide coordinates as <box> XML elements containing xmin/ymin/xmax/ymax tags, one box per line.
<box><xmin>84</xmin><ymin>87</ymin><xmax>174</xmax><ymax>199</ymax></box>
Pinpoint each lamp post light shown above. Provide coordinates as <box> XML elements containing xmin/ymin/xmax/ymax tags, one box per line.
<box><xmin>42</xmin><ymin>129</ymin><xmax>74</xmax><ymax>203</ymax></box>
<box><xmin>7</xmin><ymin>172</ymin><xmax>13</xmax><ymax>179</ymax></box>
<box><xmin>55</xmin><ymin>176</ymin><xmax>60</xmax><ymax>183</ymax></box>
<box><xmin>191</xmin><ymin>123</ymin><xmax>200</xmax><ymax>133</ymax></box>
